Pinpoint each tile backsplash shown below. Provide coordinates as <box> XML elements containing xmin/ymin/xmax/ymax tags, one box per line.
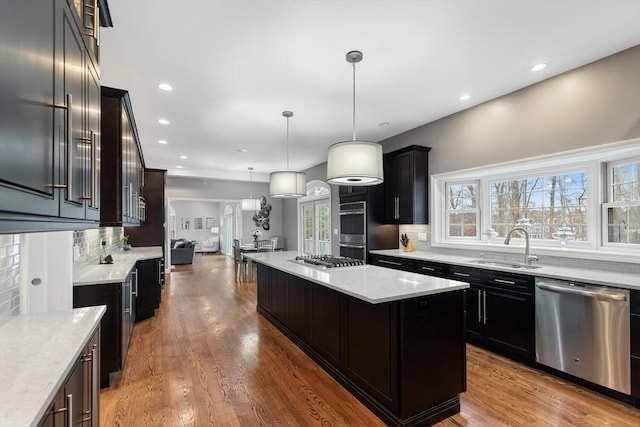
<box><xmin>73</xmin><ymin>227</ymin><xmax>124</xmax><ymax>267</ymax></box>
<box><xmin>0</xmin><ymin>234</ymin><xmax>21</xmax><ymax>327</ymax></box>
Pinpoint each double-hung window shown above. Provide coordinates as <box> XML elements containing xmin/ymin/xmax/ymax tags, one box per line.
<box><xmin>603</xmin><ymin>159</ymin><xmax>640</xmax><ymax>246</ymax></box>
<box><xmin>445</xmin><ymin>182</ymin><xmax>479</xmax><ymax>239</ymax></box>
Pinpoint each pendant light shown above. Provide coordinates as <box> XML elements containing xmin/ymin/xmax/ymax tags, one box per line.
<box><xmin>327</xmin><ymin>50</ymin><xmax>383</xmax><ymax>186</ymax></box>
<box><xmin>241</xmin><ymin>167</ymin><xmax>261</xmax><ymax>211</ymax></box>
<box><xmin>270</xmin><ymin>111</ymin><xmax>306</xmax><ymax>197</ymax></box>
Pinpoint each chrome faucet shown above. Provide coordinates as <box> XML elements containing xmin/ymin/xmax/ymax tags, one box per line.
<box><xmin>504</xmin><ymin>227</ymin><xmax>539</xmax><ymax>265</ymax></box>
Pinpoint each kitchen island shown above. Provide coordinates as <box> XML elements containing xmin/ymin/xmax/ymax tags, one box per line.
<box><xmin>245</xmin><ymin>251</ymin><xmax>470</xmax><ymax>427</ymax></box>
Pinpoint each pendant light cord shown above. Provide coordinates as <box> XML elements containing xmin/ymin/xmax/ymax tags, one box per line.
<box><xmin>352</xmin><ymin>61</ymin><xmax>357</xmax><ymax>141</ymax></box>
<box><xmin>286</xmin><ymin>115</ymin><xmax>290</xmax><ymax>171</ymax></box>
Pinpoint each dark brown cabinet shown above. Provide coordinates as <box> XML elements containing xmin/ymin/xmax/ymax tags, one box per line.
<box><xmin>135</xmin><ymin>258</ymin><xmax>162</xmax><ymax>322</ymax></box>
<box><xmin>126</xmin><ymin>169</ymin><xmax>166</xmax><ymax>248</ymax></box>
<box><xmin>100</xmin><ymin>87</ymin><xmax>145</xmax><ymax>227</ymax></box>
<box><xmin>383</xmin><ymin>145</ymin><xmax>431</xmax><ymax>224</ymax></box>
<box><xmin>74</xmin><ymin>269</ymin><xmax>135</xmax><ymax>388</ymax></box>
<box><xmin>0</xmin><ymin>0</ymin><xmax>109</xmax><ymax>232</ymax></box>
<box><xmin>448</xmin><ymin>265</ymin><xmax>535</xmax><ymax>362</ymax></box>
<box><xmin>256</xmin><ymin>264</ymin><xmax>465</xmax><ymax>426</ymax></box>
<box><xmin>38</xmin><ymin>327</ymin><xmax>100</xmax><ymax>427</ymax></box>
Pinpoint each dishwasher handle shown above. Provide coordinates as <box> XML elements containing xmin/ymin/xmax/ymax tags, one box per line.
<box><xmin>536</xmin><ymin>282</ymin><xmax>627</xmax><ymax>302</ymax></box>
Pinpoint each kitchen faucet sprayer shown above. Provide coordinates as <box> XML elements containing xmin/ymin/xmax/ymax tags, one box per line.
<box><xmin>504</xmin><ymin>227</ymin><xmax>539</xmax><ymax>265</ymax></box>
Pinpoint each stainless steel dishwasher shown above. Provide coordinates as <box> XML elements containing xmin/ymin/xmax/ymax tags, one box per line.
<box><xmin>535</xmin><ymin>277</ymin><xmax>630</xmax><ymax>394</ymax></box>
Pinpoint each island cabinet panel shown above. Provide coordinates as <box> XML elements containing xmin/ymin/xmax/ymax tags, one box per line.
<box><xmin>399</xmin><ymin>292</ymin><xmax>466</xmax><ymax>418</ymax></box>
<box><xmin>310</xmin><ymin>284</ymin><xmax>343</xmax><ymax>364</ymax></box>
<box><xmin>255</xmin><ymin>263</ymin><xmax>465</xmax><ymax>426</ymax></box>
<box><xmin>287</xmin><ymin>275</ymin><xmax>311</xmax><ymax>340</ymax></box>
<box><xmin>346</xmin><ymin>297</ymin><xmax>398</xmax><ymax>411</ymax></box>
<box><xmin>256</xmin><ymin>264</ymin><xmax>271</xmax><ymax>313</ymax></box>
<box><xmin>270</xmin><ymin>268</ymin><xmax>288</xmax><ymax>324</ymax></box>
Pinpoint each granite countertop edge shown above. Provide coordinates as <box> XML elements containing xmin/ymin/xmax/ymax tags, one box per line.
<box><xmin>73</xmin><ymin>246</ymin><xmax>163</xmax><ymax>286</ymax></box>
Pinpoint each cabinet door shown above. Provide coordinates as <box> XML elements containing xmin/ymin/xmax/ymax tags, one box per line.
<box><xmin>484</xmin><ymin>287</ymin><xmax>534</xmax><ymax>361</ymax></box>
<box><xmin>0</xmin><ymin>0</ymin><xmax>59</xmax><ymax>217</ymax></box>
<box><xmin>82</xmin><ymin>329</ymin><xmax>100</xmax><ymax>427</ymax></box>
<box><xmin>465</xmin><ymin>285</ymin><xmax>483</xmax><ymax>340</ymax></box>
<box><xmin>58</xmin><ymin>3</ymin><xmax>87</xmax><ymax>219</ymax></box>
<box><xmin>64</xmin><ymin>358</ymin><xmax>85</xmax><ymax>426</ymax></box>
<box><xmin>257</xmin><ymin>264</ymin><xmax>271</xmax><ymax>313</ymax></box>
<box><xmin>394</xmin><ymin>151</ymin><xmax>414</xmax><ymax>223</ymax></box>
<box><xmin>84</xmin><ymin>61</ymin><xmax>100</xmax><ymax>221</ymax></box>
<box><xmin>135</xmin><ymin>259</ymin><xmax>160</xmax><ymax>321</ymax></box>
<box><xmin>270</xmin><ymin>268</ymin><xmax>288</xmax><ymax>324</ymax></box>
<box><xmin>287</xmin><ymin>275</ymin><xmax>310</xmax><ymax>340</ymax></box>
<box><xmin>311</xmin><ymin>285</ymin><xmax>342</xmax><ymax>364</ymax></box>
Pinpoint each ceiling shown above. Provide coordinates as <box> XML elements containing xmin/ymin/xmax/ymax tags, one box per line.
<box><xmin>100</xmin><ymin>1</ymin><xmax>640</xmax><ymax>183</ymax></box>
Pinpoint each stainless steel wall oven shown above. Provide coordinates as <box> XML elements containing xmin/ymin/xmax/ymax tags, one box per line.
<box><xmin>339</xmin><ymin>201</ymin><xmax>366</xmax><ymax>260</ymax></box>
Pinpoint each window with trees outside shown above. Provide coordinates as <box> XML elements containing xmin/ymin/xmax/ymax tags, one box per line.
<box><xmin>432</xmin><ymin>140</ymin><xmax>639</xmax><ymax>257</ymax></box>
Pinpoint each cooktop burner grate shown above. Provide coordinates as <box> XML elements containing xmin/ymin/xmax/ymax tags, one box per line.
<box><xmin>294</xmin><ymin>255</ymin><xmax>365</xmax><ymax>268</ymax></box>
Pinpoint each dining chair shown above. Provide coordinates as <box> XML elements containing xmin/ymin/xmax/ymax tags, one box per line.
<box><xmin>233</xmin><ymin>240</ymin><xmax>248</xmax><ymax>279</ymax></box>
<box><xmin>255</xmin><ymin>239</ymin><xmax>274</xmax><ymax>252</ymax></box>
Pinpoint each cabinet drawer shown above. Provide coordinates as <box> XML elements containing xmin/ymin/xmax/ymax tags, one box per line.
<box><xmin>631</xmin><ymin>291</ymin><xmax>640</xmax><ymax>315</ymax></box>
<box><xmin>486</xmin><ymin>271</ymin><xmax>534</xmax><ymax>294</ymax></box>
<box><xmin>370</xmin><ymin>255</ymin><xmax>414</xmax><ymax>272</ymax></box>
<box><xmin>448</xmin><ymin>265</ymin><xmax>486</xmax><ymax>283</ymax></box>
<box><xmin>414</xmin><ymin>260</ymin><xmax>449</xmax><ymax>278</ymax></box>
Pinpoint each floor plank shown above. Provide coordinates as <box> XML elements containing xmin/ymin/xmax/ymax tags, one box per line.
<box><xmin>100</xmin><ymin>254</ymin><xmax>640</xmax><ymax>426</ymax></box>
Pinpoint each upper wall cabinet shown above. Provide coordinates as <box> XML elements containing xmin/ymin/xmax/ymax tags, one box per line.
<box><xmin>384</xmin><ymin>145</ymin><xmax>431</xmax><ymax>224</ymax></box>
<box><xmin>100</xmin><ymin>87</ymin><xmax>145</xmax><ymax>227</ymax></box>
<box><xmin>0</xmin><ymin>0</ymin><xmax>112</xmax><ymax>233</ymax></box>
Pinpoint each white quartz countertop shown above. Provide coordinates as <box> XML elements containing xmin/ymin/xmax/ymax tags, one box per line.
<box><xmin>244</xmin><ymin>251</ymin><xmax>469</xmax><ymax>304</ymax></box>
<box><xmin>0</xmin><ymin>306</ymin><xmax>106</xmax><ymax>427</ymax></box>
<box><xmin>74</xmin><ymin>246</ymin><xmax>162</xmax><ymax>286</ymax></box>
<box><xmin>370</xmin><ymin>249</ymin><xmax>640</xmax><ymax>290</ymax></box>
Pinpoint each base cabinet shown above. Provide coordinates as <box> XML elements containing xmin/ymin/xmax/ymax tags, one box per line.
<box><xmin>74</xmin><ymin>272</ymin><xmax>135</xmax><ymax>388</ymax></box>
<box><xmin>256</xmin><ymin>264</ymin><xmax>465</xmax><ymax>426</ymax></box>
<box><xmin>631</xmin><ymin>291</ymin><xmax>640</xmax><ymax>407</ymax></box>
<box><xmin>135</xmin><ymin>258</ymin><xmax>162</xmax><ymax>321</ymax></box>
<box><xmin>38</xmin><ymin>327</ymin><xmax>100</xmax><ymax>427</ymax></box>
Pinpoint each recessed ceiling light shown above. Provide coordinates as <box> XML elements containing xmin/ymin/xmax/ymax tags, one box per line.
<box><xmin>236</xmin><ymin>148</ymin><xmax>248</xmax><ymax>153</ymax></box>
<box><xmin>531</xmin><ymin>63</ymin><xmax>547</xmax><ymax>72</ymax></box>
<box><xmin>158</xmin><ymin>83</ymin><xmax>173</xmax><ymax>91</ymax></box>
<box><xmin>158</xmin><ymin>119</ymin><xmax>170</xmax><ymax>125</ymax></box>
<box><xmin>459</xmin><ymin>94</ymin><xmax>471</xmax><ymax>101</ymax></box>
<box><xmin>158</xmin><ymin>140</ymin><xmax>168</xmax><ymax>144</ymax></box>
<box><xmin>179</xmin><ymin>155</ymin><xmax>188</xmax><ymax>159</ymax></box>
<box><xmin>176</xmin><ymin>165</ymin><xmax>183</xmax><ymax>169</ymax></box>
<box><xmin>378</xmin><ymin>122</ymin><xmax>390</xmax><ymax>128</ymax></box>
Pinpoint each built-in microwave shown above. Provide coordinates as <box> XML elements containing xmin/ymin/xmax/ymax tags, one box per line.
<box><xmin>339</xmin><ymin>201</ymin><xmax>366</xmax><ymax>259</ymax></box>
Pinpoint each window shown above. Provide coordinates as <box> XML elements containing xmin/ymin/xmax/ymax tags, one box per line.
<box><xmin>432</xmin><ymin>139</ymin><xmax>640</xmax><ymax>258</ymax></box>
<box><xmin>298</xmin><ymin>181</ymin><xmax>331</xmax><ymax>254</ymax></box>
<box><xmin>489</xmin><ymin>171</ymin><xmax>588</xmax><ymax>242</ymax></box>
<box><xmin>446</xmin><ymin>182</ymin><xmax>479</xmax><ymax>238</ymax></box>
<box><xmin>604</xmin><ymin>159</ymin><xmax>640</xmax><ymax>246</ymax></box>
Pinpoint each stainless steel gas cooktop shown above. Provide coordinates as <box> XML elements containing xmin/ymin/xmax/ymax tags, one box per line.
<box><xmin>293</xmin><ymin>255</ymin><xmax>365</xmax><ymax>269</ymax></box>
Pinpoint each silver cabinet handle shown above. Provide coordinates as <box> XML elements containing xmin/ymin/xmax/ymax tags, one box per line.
<box><xmin>91</xmin><ymin>344</ymin><xmax>98</xmax><ymax>426</ymax></box>
<box><xmin>453</xmin><ymin>272</ymin><xmax>470</xmax><ymax>278</ymax></box>
<box><xmin>91</xmin><ymin>130</ymin><xmax>98</xmax><ymax>208</ymax></box>
<box><xmin>420</xmin><ymin>266</ymin><xmax>435</xmax><ymax>272</ymax></box>
<box><xmin>379</xmin><ymin>259</ymin><xmax>402</xmax><ymax>266</ymax></box>
<box><xmin>55</xmin><ymin>394</ymin><xmax>73</xmax><ymax>425</ymax></box>
<box><xmin>339</xmin><ymin>243</ymin><xmax>366</xmax><ymax>249</ymax></box>
<box><xmin>478</xmin><ymin>290</ymin><xmax>482</xmax><ymax>323</ymax></box>
<box><xmin>483</xmin><ymin>291</ymin><xmax>487</xmax><ymax>325</ymax></box>
<box><xmin>493</xmin><ymin>278</ymin><xmax>516</xmax><ymax>285</ymax></box>
<box><xmin>132</xmin><ymin>270</ymin><xmax>138</xmax><ymax>296</ymax></box>
<box><xmin>395</xmin><ymin>197</ymin><xmax>399</xmax><ymax>219</ymax></box>
<box><xmin>66</xmin><ymin>94</ymin><xmax>73</xmax><ymax>200</ymax></box>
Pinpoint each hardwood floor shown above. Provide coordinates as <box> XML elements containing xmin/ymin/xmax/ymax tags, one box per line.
<box><xmin>101</xmin><ymin>254</ymin><xmax>640</xmax><ymax>426</ymax></box>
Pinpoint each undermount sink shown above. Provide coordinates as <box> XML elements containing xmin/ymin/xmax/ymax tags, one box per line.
<box><xmin>468</xmin><ymin>259</ymin><xmax>542</xmax><ymax>269</ymax></box>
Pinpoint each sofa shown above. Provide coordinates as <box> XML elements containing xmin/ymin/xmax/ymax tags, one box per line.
<box><xmin>200</xmin><ymin>235</ymin><xmax>220</xmax><ymax>253</ymax></box>
<box><xmin>170</xmin><ymin>238</ymin><xmax>196</xmax><ymax>265</ymax></box>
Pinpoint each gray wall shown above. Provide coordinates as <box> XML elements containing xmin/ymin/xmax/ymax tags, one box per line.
<box><xmin>383</xmin><ymin>45</ymin><xmax>640</xmax><ymax>174</ymax></box>
<box><xmin>281</xmin><ymin>45</ymin><xmax>640</xmax><ymax>254</ymax></box>
<box><xmin>166</xmin><ymin>176</ymin><xmax>283</xmax><ymax>244</ymax></box>
<box><xmin>170</xmin><ymin>200</ymin><xmax>220</xmax><ymax>248</ymax></box>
